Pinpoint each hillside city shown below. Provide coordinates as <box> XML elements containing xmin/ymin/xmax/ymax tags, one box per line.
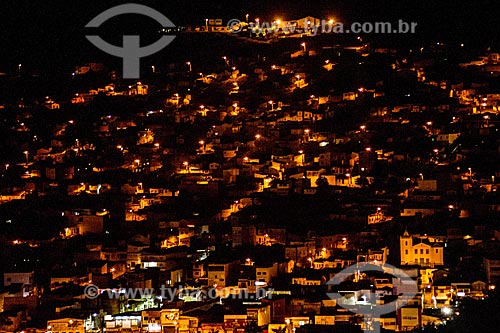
<box><xmin>1</xmin><ymin>14</ymin><xmax>500</xmax><ymax>333</ymax></box>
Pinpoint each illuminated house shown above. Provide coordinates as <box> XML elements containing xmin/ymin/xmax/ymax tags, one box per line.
<box><xmin>279</xmin><ymin>16</ymin><xmax>321</xmax><ymax>33</ymax></box>
<box><xmin>208</xmin><ymin>262</ymin><xmax>237</xmax><ymax>287</ymax></box>
<box><xmin>3</xmin><ymin>271</ymin><xmax>34</xmax><ymax>287</ymax></box>
<box><xmin>65</xmin><ymin>209</ymin><xmax>108</xmax><ymax>235</ymax></box>
<box><xmin>104</xmin><ymin>313</ymin><xmax>142</xmax><ymax>333</ymax></box>
<box><xmin>47</xmin><ymin>318</ymin><xmax>85</xmax><ymax>333</ymax></box>
<box><xmin>400</xmin><ymin>230</ymin><xmax>445</xmax><ymax>267</ymax></box>
<box><xmin>141</xmin><ymin>310</ymin><xmax>198</xmax><ymax>333</ymax></box>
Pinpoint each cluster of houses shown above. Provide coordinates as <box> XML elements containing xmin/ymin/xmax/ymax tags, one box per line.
<box><xmin>2</xmin><ymin>20</ymin><xmax>500</xmax><ymax>333</ymax></box>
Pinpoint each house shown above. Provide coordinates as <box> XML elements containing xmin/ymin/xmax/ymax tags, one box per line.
<box><xmin>291</xmin><ymin>270</ymin><xmax>324</xmax><ymax>286</ymax></box>
<box><xmin>66</xmin><ymin>209</ymin><xmax>108</xmax><ymax>235</ymax></box>
<box><xmin>47</xmin><ymin>318</ymin><xmax>85</xmax><ymax>333</ymax></box>
<box><xmin>0</xmin><ymin>191</ymin><xmax>26</xmax><ymax>204</ymax></box>
<box><xmin>286</xmin><ymin>240</ymin><xmax>316</xmax><ymax>264</ymax></box>
<box><xmin>255</xmin><ymin>263</ymin><xmax>279</xmax><ymax>283</ymax></box>
<box><xmin>400</xmin><ymin>202</ymin><xmax>439</xmax><ymax>218</ymax></box>
<box><xmin>232</xmin><ymin>224</ymin><xmax>257</xmax><ymax>248</ymax></box>
<box><xmin>256</xmin><ymin>227</ymin><xmax>286</xmax><ymax>245</ymax></box>
<box><xmin>192</xmin><ymin>262</ymin><xmax>206</xmax><ymax>280</ymax></box>
<box><xmin>44</xmin><ymin>99</ymin><xmax>60</xmax><ymax>109</ymax></box>
<box><xmin>207</xmin><ymin>262</ymin><xmax>237</xmax><ymax>287</ymax></box>
<box><xmin>279</xmin><ymin>16</ymin><xmax>321</xmax><ymax>33</ymax></box>
<box><xmin>3</xmin><ymin>271</ymin><xmax>34</xmax><ymax>287</ymax></box>
<box><xmin>0</xmin><ymin>310</ymin><xmax>24</xmax><ymax>332</ymax></box>
<box><xmin>483</xmin><ymin>256</ymin><xmax>500</xmax><ymax>284</ymax></box>
<box><xmin>104</xmin><ymin>313</ymin><xmax>142</xmax><ymax>333</ymax></box>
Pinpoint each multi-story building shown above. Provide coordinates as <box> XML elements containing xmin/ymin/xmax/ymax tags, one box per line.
<box><xmin>231</xmin><ymin>224</ymin><xmax>256</xmax><ymax>247</ymax></box>
<box><xmin>483</xmin><ymin>256</ymin><xmax>500</xmax><ymax>284</ymax></box>
<box><xmin>207</xmin><ymin>262</ymin><xmax>237</xmax><ymax>287</ymax></box>
<box><xmin>400</xmin><ymin>231</ymin><xmax>445</xmax><ymax>267</ymax></box>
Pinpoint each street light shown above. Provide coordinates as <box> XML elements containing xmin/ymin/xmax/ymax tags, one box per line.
<box><xmin>205</xmin><ymin>18</ymin><xmax>208</xmax><ymax>31</ymax></box>
<box><xmin>441</xmin><ymin>307</ymin><xmax>452</xmax><ymax>316</ymax></box>
<box><xmin>301</xmin><ymin>42</ymin><xmax>306</xmax><ymax>52</ymax></box>
<box><xmin>18</xmin><ymin>64</ymin><xmax>22</xmax><ymax>76</ymax></box>
<box><xmin>246</xmin><ymin>14</ymin><xmax>249</xmax><ymax>23</ymax></box>
<box><xmin>186</xmin><ymin>61</ymin><xmax>192</xmax><ymax>72</ymax></box>
<box><xmin>23</xmin><ymin>151</ymin><xmax>29</xmax><ymax>165</ymax></box>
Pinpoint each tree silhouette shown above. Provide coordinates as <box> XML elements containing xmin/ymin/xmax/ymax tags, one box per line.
<box><xmin>316</xmin><ymin>175</ymin><xmax>329</xmax><ymax>188</ymax></box>
<box><xmin>349</xmin><ymin>314</ymin><xmax>364</xmax><ymax>326</ymax></box>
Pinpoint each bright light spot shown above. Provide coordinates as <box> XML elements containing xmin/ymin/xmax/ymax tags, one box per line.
<box><xmin>442</xmin><ymin>307</ymin><xmax>452</xmax><ymax>316</ymax></box>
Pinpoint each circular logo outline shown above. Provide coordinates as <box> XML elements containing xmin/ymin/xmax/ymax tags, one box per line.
<box><xmin>326</xmin><ymin>262</ymin><xmax>419</xmax><ymax>317</ymax></box>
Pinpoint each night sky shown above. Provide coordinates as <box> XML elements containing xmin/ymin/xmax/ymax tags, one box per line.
<box><xmin>1</xmin><ymin>0</ymin><xmax>500</xmax><ymax>74</ymax></box>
